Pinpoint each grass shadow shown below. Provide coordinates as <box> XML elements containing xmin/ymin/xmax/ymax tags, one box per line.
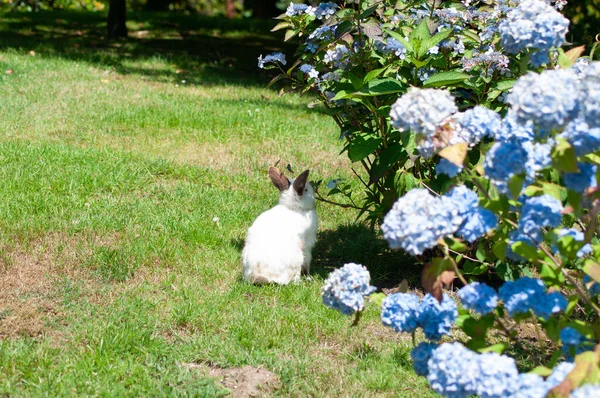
<box><xmin>0</xmin><ymin>10</ymin><xmax>296</xmax><ymax>88</ymax></box>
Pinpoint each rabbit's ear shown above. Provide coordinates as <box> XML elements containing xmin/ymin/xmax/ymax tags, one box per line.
<box><xmin>293</xmin><ymin>170</ymin><xmax>310</xmax><ymax>196</ymax></box>
<box><xmin>268</xmin><ymin>167</ymin><xmax>290</xmax><ymax>192</ymax></box>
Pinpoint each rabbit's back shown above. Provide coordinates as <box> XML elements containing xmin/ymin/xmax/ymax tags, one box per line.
<box><xmin>242</xmin><ymin>205</ymin><xmax>316</xmax><ymax>284</ymax></box>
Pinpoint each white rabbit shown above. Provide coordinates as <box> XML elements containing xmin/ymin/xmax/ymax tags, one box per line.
<box><xmin>242</xmin><ymin>167</ymin><xmax>318</xmax><ymax>285</ymax></box>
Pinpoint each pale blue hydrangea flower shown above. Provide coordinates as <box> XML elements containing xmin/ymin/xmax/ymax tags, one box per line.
<box><xmin>563</xmin><ymin>162</ymin><xmax>598</xmax><ymax>193</ymax></box>
<box><xmin>386</xmin><ymin>38</ymin><xmax>407</xmax><ymax>59</ymax></box>
<box><xmin>499</xmin><ymin>0</ymin><xmax>569</xmax><ymax>56</ymax></box>
<box><xmin>578</xmin><ymin>61</ymin><xmax>600</xmax><ymax>128</ymax></box>
<box><xmin>411</xmin><ymin>342</ymin><xmax>439</xmax><ymax>377</ymax></box>
<box><xmin>312</xmin><ymin>2</ymin><xmax>337</xmax><ymax>20</ymax></box>
<box><xmin>524</xmin><ymin>141</ymin><xmax>553</xmax><ymax>182</ymax></box>
<box><xmin>418</xmin><ymin>294</ymin><xmax>458</xmax><ymax>340</ymax></box>
<box><xmin>436</xmin><ymin>158</ymin><xmax>463</xmax><ymax>178</ymax></box>
<box><xmin>390</xmin><ymin>88</ymin><xmax>458</xmax><ymax>137</ymax></box>
<box><xmin>417</xmin><ymin>67</ymin><xmax>437</xmax><ymax>82</ymax></box>
<box><xmin>571</xmin><ymin>383</ymin><xmax>600</xmax><ymax>398</ymax></box>
<box><xmin>305</xmin><ymin>42</ymin><xmax>318</xmax><ymax>53</ymax></box>
<box><xmin>558</xmin><ymin>119</ymin><xmax>600</xmax><ymax>156</ymax></box>
<box><xmin>560</xmin><ymin>327</ymin><xmax>595</xmax><ymax>358</ymax></box>
<box><xmin>545</xmin><ymin>361</ymin><xmax>575</xmax><ymax>389</ymax></box>
<box><xmin>321</xmin><ymin>71</ymin><xmax>341</xmax><ymax>82</ymax></box>
<box><xmin>323</xmin><ymin>44</ymin><xmax>350</xmax><ymax>68</ymax></box>
<box><xmin>308</xmin><ymin>25</ymin><xmax>334</xmax><ymax>41</ymax></box>
<box><xmin>508</xmin><ymin>69</ymin><xmax>580</xmax><ymax>132</ymax></box>
<box><xmin>475</xmin><ymin>352</ymin><xmax>520</xmax><ymax>398</ymax></box>
<box><xmin>457</xmin><ymin>208</ymin><xmax>498</xmax><ymax>242</ymax></box>
<box><xmin>484</xmin><ymin>140</ymin><xmax>528</xmax><ymax>194</ymax></box>
<box><xmin>456</xmin><ymin>106</ymin><xmax>502</xmax><ymax>145</ymax></box>
<box><xmin>555</xmin><ymin>228</ymin><xmax>592</xmax><ymax>258</ymax></box>
<box><xmin>498</xmin><ymin>277</ymin><xmax>566</xmax><ymax>319</ymax></box>
<box><xmin>382</xmin><ymin>189</ymin><xmax>463</xmax><ymax>255</ymax></box>
<box><xmin>512</xmin><ymin>373</ymin><xmax>550</xmax><ymax>398</ymax></box>
<box><xmin>426</xmin><ymin>342</ymin><xmax>480</xmax><ymax>397</ymax></box>
<box><xmin>496</xmin><ymin>111</ymin><xmax>536</xmax><ymax>143</ymax></box>
<box><xmin>461</xmin><ymin>49</ymin><xmax>510</xmax><ymax>75</ymax></box>
<box><xmin>322</xmin><ymin>263</ymin><xmax>376</xmax><ymax>315</ymax></box>
<box><xmin>584</xmin><ymin>275</ymin><xmax>600</xmax><ymax>296</ymax></box>
<box><xmin>299</xmin><ymin>64</ymin><xmax>319</xmax><ymax>79</ymax></box>
<box><xmin>285</xmin><ymin>2</ymin><xmax>308</xmax><ymax>16</ymax></box>
<box><xmin>381</xmin><ymin>293</ymin><xmax>420</xmax><ymax>333</ymax></box>
<box><xmin>445</xmin><ymin>186</ymin><xmax>478</xmax><ymax>215</ymax></box>
<box><xmin>458</xmin><ymin>282</ymin><xmax>499</xmax><ymax>315</ymax></box>
<box><xmin>257</xmin><ymin>52</ymin><xmax>287</xmax><ymax>68</ymax></box>
<box><xmin>519</xmin><ymin>194</ymin><xmax>563</xmax><ymax>238</ymax></box>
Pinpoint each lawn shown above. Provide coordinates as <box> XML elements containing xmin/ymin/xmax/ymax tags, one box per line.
<box><xmin>0</xmin><ymin>10</ymin><xmax>433</xmax><ymax>397</ymax></box>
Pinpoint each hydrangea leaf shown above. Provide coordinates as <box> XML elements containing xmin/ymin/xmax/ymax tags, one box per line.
<box><xmin>443</xmin><ymin>236</ymin><xmax>468</xmax><ymax>253</ymax></box>
<box><xmin>284</xmin><ymin>29</ymin><xmax>299</xmax><ymax>41</ymax></box>
<box><xmin>461</xmin><ymin>313</ymin><xmax>495</xmax><ymax>340</ymax></box>
<box><xmin>383</xmin><ymin>28</ymin><xmax>413</xmax><ymax>52</ymax></box>
<box><xmin>583</xmin><ymin>260</ymin><xmax>600</xmax><ymax>283</ymax></box>
<box><xmin>548</xmin><ymin>350</ymin><xmax>600</xmax><ymax>398</ymax></box>
<box><xmin>423</xmin><ymin>70</ymin><xmax>471</xmax><ymax>88</ymax></box>
<box><xmin>511</xmin><ymin>241</ymin><xmax>539</xmax><ymax>261</ymax></box>
<box><xmin>359</xmin><ymin>78</ymin><xmax>404</xmax><ymax>96</ymax></box>
<box><xmin>422</xmin><ymin>258</ymin><xmax>455</xmax><ymax>303</ymax></box>
<box><xmin>271</xmin><ymin>21</ymin><xmax>292</xmax><ymax>32</ymax></box>
<box><xmin>552</xmin><ymin>138</ymin><xmax>579</xmax><ymax>173</ymax></box>
<box><xmin>368</xmin><ymin>144</ymin><xmax>408</xmax><ymax>185</ymax></box>
<box><xmin>492</xmin><ymin>239</ymin><xmax>508</xmax><ymax>261</ymax></box>
<box><xmin>363</xmin><ymin>66</ymin><xmax>387</xmax><ymax>83</ymax></box>
<box><xmin>541</xmin><ymin>182</ymin><xmax>567</xmax><ymax>201</ymax></box>
<box><xmin>530</xmin><ymin>366</ymin><xmax>554</xmax><ymax>377</ymax></box>
<box><xmin>409</xmin><ymin>19</ymin><xmax>432</xmax><ymax>59</ymax></box>
<box><xmin>477</xmin><ymin>342</ymin><xmax>507</xmax><ymax>354</ymax></box>
<box><xmin>463</xmin><ymin>260</ymin><xmax>488</xmax><ymax>275</ymax></box>
<box><xmin>348</xmin><ymin>133</ymin><xmax>382</xmax><ymax>162</ymax></box>
<box><xmin>540</xmin><ymin>262</ymin><xmax>566</xmax><ymax>286</ymax></box>
<box><xmin>565</xmin><ymin>45</ymin><xmax>586</xmax><ymax>64</ymax></box>
<box><xmin>557</xmin><ymin>235</ymin><xmax>581</xmax><ymax>260</ymax></box>
<box><xmin>438</xmin><ymin>142</ymin><xmax>468</xmax><ymax>167</ymax></box>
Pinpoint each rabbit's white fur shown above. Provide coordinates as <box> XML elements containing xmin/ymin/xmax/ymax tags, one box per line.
<box><xmin>242</xmin><ymin>169</ymin><xmax>318</xmax><ymax>285</ymax></box>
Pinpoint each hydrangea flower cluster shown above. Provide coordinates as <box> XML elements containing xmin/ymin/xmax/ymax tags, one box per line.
<box><xmin>285</xmin><ymin>2</ymin><xmax>308</xmax><ymax>17</ymax></box>
<box><xmin>461</xmin><ymin>48</ymin><xmax>510</xmax><ymax>75</ymax></box>
<box><xmin>457</xmin><ymin>282</ymin><xmax>499</xmax><ymax>315</ymax></box>
<box><xmin>322</xmin><ymin>263</ymin><xmax>376</xmax><ymax>315</ymax></box>
<box><xmin>436</xmin><ymin>158</ymin><xmax>463</xmax><ymax>178</ymax></box>
<box><xmin>421</xmin><ymin>343</ymin><xmax>585</xmax><ymax>398</ymax></box>
<box><xmin>555</xmin><ymin>228</ymin><xmax>593</xmax><ymax>258</ymax></box>
<box><xmin>381</xmin><ymin>293</ymin><xmax>458</xmax><ymax>340</ymax></box>
<box><xmin>453</xmin><ymin>106</ymin><xmax>502</xmax><ymax>146</ymax></box>
<box><xmin>583</xmin><ymin>275</ymin><xmax>600</xmax><ymax>296</ymax></box>
<box><xmin>563</xmin><ymin>162</ymin><xmax>598</xmax><ymax>193</ymax></box>
<box><xmin>257</xmin><ymin>52</ymin><xmax>287</xmax><ymax>69</ymax></box>
<box><xmin>483</xmin><ymin>140</ymin><xmax>528</xmax><ymax>194</ymax></box>
<box><xmin>498</xmin><ymin>277</ymin><xmax>567</xmax><ymax>319</ymax></box>
<box><xmin>389</xmin><ymin>89</ymin><xmax>458</xmax><ymax>158</ymax></box>
<box><xmin>560</xmin><ymin>327</ymin><xmax>594</xmax><ymax>359</ymax></box>
<box><xmin>558</xmin><ymin>120</ymin><xmax>600</xmax><ymax>157</ymax></box>
<box><xmin>382</xmin><ymin>189</ymin><xmax>463</xmax><ymax>255</ymax></box>
<box><xmin>518</xmin><ymin>194</ymin><xmax>563</xmax><ymax>241</ymax></box>
<box><xmin>499</xmin><ymin>0</ymin><xmax>569</xmax><ymax>66</ymax></box>
<box><xmin>445</xmin><ymin>186</ymin><xmax>498</xmax><ymax>242</ymax></box>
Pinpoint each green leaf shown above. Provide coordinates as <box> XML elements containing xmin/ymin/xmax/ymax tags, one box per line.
<box><xmin>271</xmin><ymin>21</ymin><xmax>291</xmax><ymax>32</ymax></box>
<box><xmin>477</xmin><ymin>343</ymin><xmax>508</xmax><ymax>354</ymax></box>
<box><xmin>494</xmin><ymin>79</ymin><xmax>517</xmax><ymax>92</ymax></box>
<box><xmin>335</xmin><ymin>20</ymin><xmax>354</xmax><ymax>40</ymax></box>
<box><xmin>552</xmin><ymin>138</ymin><xmax>579</xmax><ymax>173</ymax></box>
<box><xmin>423</xmin><ymin>70</ymin><xmax>471</xmax><ymax>88</ymax></box>
<box><xmin>284</xmin><ymin>29</ymin><xmax>298</xmax><ymax>41</ymax></box>
<box><xmin>557</xmin><ymin>235</ymin><xmax>579</xmax><ymax>260</ymax></box>
<box><xmin>359</xmin><ymin>78</ymin><xmax>404</xmax><ymax>96</ymax></box>
<box><xmin>420</xmin><ymin>29</ymin><xmax>452</xmax><ymax>58</ymax></box>
<box><xmin>368</xmin><ymin>292</ymin><xmax>386</xmax><ymax>307</ymax></box>
<box><xmin>348</xmin><ymin>133</ymin><xmax>382</xmax><ymax>162</ymax></box>
<box><xmin>348</xmin><ymin>71</ymin><xmax>363</xmax><ymax>91</ymax></box>
<box><xmin>540</xmin><ymin>182</ymin><xmax>566</xmax><ymax>201</ymax></box>
<box><xmin>511</xmin><ymin>241</ymin><xmax>539</xmax><ymax>261</ymax></box>
<box><xmin>363</xmin><ymin>67</ymin><xmax>387</xmax><ymax>83</ymax></box>
<box><xmin>359</xmin><ymin>3</ymin><xmax>379</xmax><ymax>19</ymax></box>
<box><xmin>492</xmin><ymin>240</ymin><xmax>508</xmax><ymax>261</ymax></box>
<box><xmin>266</xmin><ymin>73</ymin><xmax>287</xmax><ymax>88</ymax></box>
<box><xmin>539</xmin><ymin>262</ymin><xmax>565</xmax><ymax>286</ymax></box>
<box><xmin>463</xmin><ymin>260</ymin><xmax>489</xmax><ymax>275</ymax></box>
<box><xmin>461</xmin><ymin>314</ymin><xmax>495</xmax><ymax>340</ymax></box>
<box><xmin>383</xmin><ymin>28</ymin><xmax>413</xmax><ymax>52</ymax></box>
<box><xmin>508</xmin><ymin>174</ymin><xmax>525</xmax><ymax>199</ymax></box>
<box><xmin>368</xmin><ymin>144</ymin><xmax>408</xmax><ymax>185</ymax></box>
<box><xmin>529</xmin><ymin>366</ymin><xmax>554</xmax><ymax>377</ymax></box>
<box><xmin>410</xmin><ymin>19</ymin><xmax>432</xmax><ymax>58</ymax></box>
<box><xmin>583</xmin><ymin>260</ymin><xmax>600</xmax><ymax>283</ymax></box>
<box><xmin>443</xmin><ymin>237</ymin><xmax>468</xmax><ymax>253</ymax></box>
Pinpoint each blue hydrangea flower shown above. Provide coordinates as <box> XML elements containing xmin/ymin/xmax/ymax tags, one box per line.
<box><xmin>381</xmin><ymin>293</ymin><xmax>420</xmax><ymax>333</ymax></box>
<box><xmin>323</xmin><ymin>44</ymin><xmax>350</xmax><ymax>68</ymax></box>
<box><xmin>524</xmin><ymin>141</ymin><xmax>553</xmax><ymax>182</ymax></box>
<box><xmin>389</xmin><ymin>88</ymin><xmax>458</xmax><ymax>158</ymax></box>
<box><xmin>496</xmin><ymin>111</ymin><xmax>536</xmax><ymax>143</ymax></box>
<box><xmin>475</xmin><ymin>352</ymin><xmax>519</xmax><ymax>398</ymax></box>
<box><xmin>458</xmin><ymin>282</ymin><xmax>499</xmax><ymax>315</ymax></box>
<box><xmin>532</xmin><ymin>291</ymin><xmax>567</xmax><ymax>320</ymax></box>
<box><xmin>578</xmin><ymin>61</ymin><xmax>600</xmax><ymax>128</ymax></box>
<box><xmin>555</xmin><ymin>228</ymin><xmax>592</xmax><ymax>258</ymax></box>
<box><xmin>563</xmin><ymin>163</ymin><xmax>598</xmax><ymax>193</ymax></box>
<box><xmin>507</xmin><ymin>69</ymin><xmax>580</xmax><ymax>133</ymax></box>
<box><xmin>386</xmin><ymin>38</ymin><xmax>407</xmax><ymax>59</ymax></box>
<box><xmin>571</xmin><ymin>383</ymin><xmax>600</xmax><ymax>398</ymax></box>
<box><xmin>545</xmin><ymin>361</ymin><xmax>575</xmax><ymax>389</ymax></box>
<box><xmin>285</xmin><ymin>2</ymin><xmax>308</xmax><ymax>16</ymax></box>
<box><xmin>382</xmin><ymin>189</ymin><xmax>463</xmax><ymax>255</ymax></box>
<box><xmin>308</xmin><ymin>24</ymin><xmax>334</xmax><ymax>41</ymax></box>
<box><xmin>559</xmin><ymin>119</ymin><xmax>600</xmax><ymax>156</ymax></box>
<box><xmin>436</xmin><ymin>158</ymin><xmax>463</xmax><ymax>178</ymax></box>
<box><xmin>417</xmin><ymin>294</ymin><xmax>458</xmax><ymax>340</ymax></box>
<box><xmin>499</xmin><ymin>0</ymin><xmax>569</xmax><ymax>56</ymax></box>
<box><xmin>321</xmin><ymin>263</ymin><xmax>376</xmax><ymax>315</ymax></box>
<box><xmin>560</xmin><ymin>327</ymin><xmax>594</xmax><ymax>359</ymax></box>
<box><xmin>584</xmin><ymin>275</ymin><xmax>600</xmax><ymax>296</ymax></box>
<box><xmin>299</xmin><ymin>64</ymin><xmax>319</xmax><ymax>79</ymax></box>
<box><xmin>513</xmin><ymin>373</ymin><xmax>550</xmax><ymax>398</ymax></box>
<box><xmin>445</xmin><ymin>186</ymin><xmax>479</xmax><ymax>215</ymax></box>
<box><xmin>455</xmin><ymin>106</ymin><xmax>502</xmax><ymax>145</ymax></box>
<box><xmin>427</xmin><ymin>342</ymin><xmax>480</xmax><ymax>397</ymax></box>
<box><xmin>410</xmin><ymin>342</ymin><xmax>438</xmax><ymax>377</ymax></box>
<box><xmin>519</xmin><ymin>195</ymin><xmax>563</xmax><ymax>238</ymax></box>
<box><xmin>498</xmin><ymin>277</ymin><xmax>548</xmax><ymax>317</ymax></box>
<box><xmin>311</xmin><ymin>2</ymin><xmax>337</xmax><ymax>20</ymax></box>
<box><xmin>484</xmin><ymin>140</ymin><xmax>528</xmax><ymax>194</ymax></box>
<box><xmin>457</xmin><ymin>208</ymin><xmax>498</xmax><ymax>243</ymax></box>
<box><xmin>257</xmin><ymin>52</ymin><xmax>287</xmax><ymax>69</ymax></box>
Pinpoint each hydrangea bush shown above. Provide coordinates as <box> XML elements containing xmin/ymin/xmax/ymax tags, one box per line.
<box><xmin>259</xmin><ymin>0</ymin><xmax>579</xmax><ymax>226</ymax></box>
<box><xmin>259</xmin><ymin>0</ymin><xmax>600</xmax><ymax>396</ymax></box>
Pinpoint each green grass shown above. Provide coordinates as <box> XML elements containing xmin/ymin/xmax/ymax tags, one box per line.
<box><xmin>0</xmin><ymin>10</ymin><xmax>430</xmax><ymax>397</ymax></box>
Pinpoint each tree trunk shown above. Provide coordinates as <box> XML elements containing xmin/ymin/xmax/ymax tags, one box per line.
<box><xmin>144</xmin><ymin>0</ymin><xmax>171</xmax><ymax>12</ymax></box>
<box><xmin>107</xmin><ymin>0</ymin><xmax>128</xmax><ymax>40</ymax></box>
<box><xmin>226</xmin><ymin>0</ymin><xmax>236</xmax><ymax>18</ymax></box>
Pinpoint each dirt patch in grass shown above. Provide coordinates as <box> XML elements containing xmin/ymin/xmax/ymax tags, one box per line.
<box><xmin>185</xmin><ymin>363</ymin><xmax>279</xmax><ymax>398</ymax></box>
<box><xmin>0</xmin><ymin>233</ymin><xmax>112</xmax><ymax>339</ymax></box>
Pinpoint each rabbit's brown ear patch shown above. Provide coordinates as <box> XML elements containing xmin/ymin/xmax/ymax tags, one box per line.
<box><xmin>268</xmin><ymin>167</ymin><xmax>290</xmax><ymax>192</ymax></box>
<box><xmin>293</xmin><ymin>170</ymin><xmax>310</xmax><ymax>196</ymax></box>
